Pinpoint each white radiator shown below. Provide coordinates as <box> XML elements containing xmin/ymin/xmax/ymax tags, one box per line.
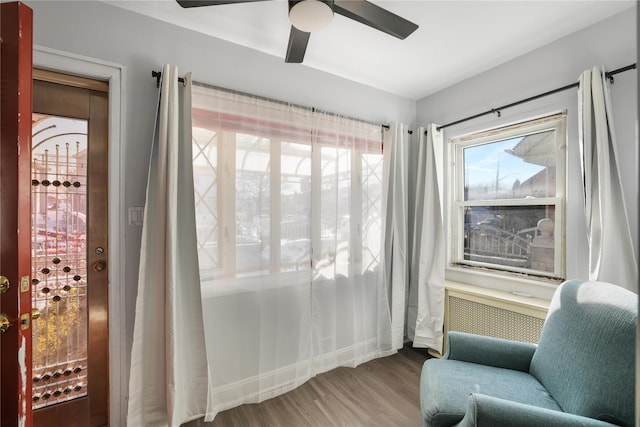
<box><xmin>434</xmin><ymin>281</ymin><xmax>550</xmax><ymax>357</ymax></box>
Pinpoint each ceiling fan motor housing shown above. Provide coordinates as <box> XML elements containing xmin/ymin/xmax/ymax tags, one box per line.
<box><xmin>288</xmin><ymin>0</ymin><xmax>335</xmax><ymax>33</ymax></box>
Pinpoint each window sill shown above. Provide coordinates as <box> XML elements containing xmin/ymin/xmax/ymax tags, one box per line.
<box><xmin>445</xmin><ymin>266</ymin><xmax>559</xmax><ymax>301</ymax></box>
<box><xmin>200</xmin><ymin>269</ymin><xmax>381</xmax><ymax>299</ymax></box>
<box><xmin>200</xmin><ymin>270</ymin><xmax>313</xmax><ymax>298</ymax></box>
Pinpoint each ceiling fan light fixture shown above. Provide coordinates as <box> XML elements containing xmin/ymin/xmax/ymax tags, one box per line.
<box><xmin>289</xmin><ymin>0</ymin><xmax>333</xmax><ymax>33</ymax></box>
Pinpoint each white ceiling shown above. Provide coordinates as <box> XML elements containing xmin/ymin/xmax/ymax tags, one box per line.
<box><xmin>104</xmin><ymin>0</ymin><xmax>635</xmax><ymax>99</ymax></box>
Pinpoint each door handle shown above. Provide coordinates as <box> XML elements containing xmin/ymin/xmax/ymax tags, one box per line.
<box><xmin>0</xmin><ymin>313</ymin><xmax>9</xmax><ymax>333</ymax></box>
<box><xmin>0</xmin><ymin>310</ymin><xmax>39</xmax><ymax>333</ymax></box>
<box><xmin>0</xmin><ymin>276</ymin><xmax>9</xmax><ymax>294</ymax></box>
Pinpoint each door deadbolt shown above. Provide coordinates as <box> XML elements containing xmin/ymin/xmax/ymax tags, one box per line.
<box><xmin>93</xmin><ymin>260</ymin><xmax>107</xmax><ymax>272</ymax></box>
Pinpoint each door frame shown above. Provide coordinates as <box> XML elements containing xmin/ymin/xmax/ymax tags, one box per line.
<box><xmin>33</xmin><ymin>46</ymin><xmax>126</xmax><ymax>427</ymax></box>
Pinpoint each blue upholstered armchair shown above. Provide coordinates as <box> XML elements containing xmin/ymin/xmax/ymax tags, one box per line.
<box><xmin>420</xmin><ymin>279</ymin><xmax>637</xmax><ymax>427</ymax></box>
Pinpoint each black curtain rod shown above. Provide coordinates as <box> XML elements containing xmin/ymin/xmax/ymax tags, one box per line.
<box><xmin>437</xmin><ymin>63</ymin><xmax>636</xmax><ymax>131</ymax></box>
<box><xmin>152</xmin><ymin>70</ymin><xmax>390</xmax><ymax>133</ymax></box>
<box><xmin>152</xmin><ymin>70</ymin><xmax>184</xmax><ymax>88</ymax></box>
<box><xmin>380</xmin><ymin>125</ymin><xmax>430</xmax><ymax>135</ymax></box>
<box><xmin>380</xmin><ymin>125</ymin><xmax>412</xmax><ymax>134</ymax></box>
<box><xmin>153</xmin><ymin>64</ymin><xmax>634</xmax><ymax>134</ymax></box>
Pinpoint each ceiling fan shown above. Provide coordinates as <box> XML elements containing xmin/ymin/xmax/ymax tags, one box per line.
<box><xmin>176</xmin><ymin>0</ymin><xmax>419</xmax><ymax>63</ymax></box>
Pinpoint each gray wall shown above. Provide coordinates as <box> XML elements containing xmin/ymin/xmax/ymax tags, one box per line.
<box><xmin>416</xmin><ymin>8</ymin><xmax>637</xmax><ymax>297</ymax></box>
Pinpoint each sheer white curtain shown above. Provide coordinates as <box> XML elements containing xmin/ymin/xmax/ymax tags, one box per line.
<box><xmin>191</xmin><ymin>84</ymin><xmax>394</xmax><ymax>418</ymax></box>
<box><xmin>384</xmin><ymin>124</ymin><xmax>445</xmax><ymax>353</ymax></box>
<box><xmin>309</xmin><ymin>110</ymin><xmax>394</xmax><ymax>372</ymax></box>
<box><xmin>128</xmin><ymin>65</ymin><xmax>213</xmax><ymax>426</ymax></box>
<box><xmin>578</xmin><ymin>66</ymin><xmax>638</xmax><ymax>291</ymax></box>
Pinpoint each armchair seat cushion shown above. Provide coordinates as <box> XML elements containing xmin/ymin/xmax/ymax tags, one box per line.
<box><xmin>421</xmin><ymin>359</ymin><xmax>562</xmax><ymax>427</ymax></box>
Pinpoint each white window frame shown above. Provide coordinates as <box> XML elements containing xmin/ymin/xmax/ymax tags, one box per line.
<box><xmin>449</xmin><ymin>112</ymin><xmax>567</xmax><ymax>280</ymax></box>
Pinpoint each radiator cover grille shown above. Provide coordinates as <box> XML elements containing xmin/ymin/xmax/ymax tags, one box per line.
<box><xmin>437</xmin><ymin>282</ymin><xmax>550</xmax><ymax>357</ymax></box>
<box><xmin>448</xmin><ymin>296</ymin><xmax>544</xmax><ymax>343</ymax></box>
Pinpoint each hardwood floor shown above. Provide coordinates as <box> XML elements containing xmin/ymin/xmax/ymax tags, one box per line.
<box><xmin>200</xmin><ymin>347</ymin><xmax>429</xmax><ymax>427</ymax></box>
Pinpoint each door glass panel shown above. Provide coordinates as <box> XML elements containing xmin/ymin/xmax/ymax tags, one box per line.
<box><xmin>31</xmin><ymin>114</ymin><xmax>88</xmax><ymax>408</ymax></box>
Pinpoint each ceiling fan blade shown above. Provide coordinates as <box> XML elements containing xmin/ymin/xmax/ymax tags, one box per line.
<box><xmin>333</xmin><ymin>0</ymin><xmax>418</xmax><ymax>39</ymax></box>
<box><xmin>285</xmin><ymin>26</ymin><xmax>310</xmax><ymax>63</ymax></box>
<box><xmin>177</xmin><ymin>0</ymin><xmax>270</xmax><ymax>8</ymax></box>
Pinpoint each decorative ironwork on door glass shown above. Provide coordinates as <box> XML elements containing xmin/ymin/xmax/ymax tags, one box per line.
<box><xmin>31</xmin><ymin>114</ymin><xmax>88</xmax><ymax>409</ymax></box>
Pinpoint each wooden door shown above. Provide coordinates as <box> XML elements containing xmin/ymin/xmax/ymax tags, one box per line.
<box><xmin>31</xmin><ymin>73</ymin><xmax>109</xmax><ymax>427</ymax></box>
<box><xmin>0</xmin><ymin>3</ymin><xmax>34</xmax><ymax>427</ymax></box>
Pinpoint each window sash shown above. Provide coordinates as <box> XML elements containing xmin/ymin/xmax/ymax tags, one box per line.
<box><xmin>449</xmin><ymin>112</ymin><xmax>566</xmax><ymax>280</ymax></box>
<box><xmin>451</xmin><ymin>201</ymin><xmax>564</xmax><ymax>278</ymax></box>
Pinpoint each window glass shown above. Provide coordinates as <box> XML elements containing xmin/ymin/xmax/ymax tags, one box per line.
<box><xmin>280</xmin><ymin>142</ymin><xmax>311</xmax><ymax>272</ymax></box>
<box><xmin>463</xmin><ymin>205</ymin><xmax>556</xmax><ymax>272</ymax></box>
<box><xmin>236</xmin><ymin>134</ymin><xmax>270</xmax><ymax>276</ymax></box>
<box><xmin>318</xmin><ymin>147</ymin><xmax>352</xmax><ymax>279</ymax></box>
<box><xmin>193</xmin><ymin>128</ymin><xmax>220</xmax><ymax>281</ymax></box>
<box><xmin>463</xmin><ymin>130</ymin><xmax>556</xmax><ymax>201</ymax></box>
<box><xmin>361</xmin><ymin>153</ymin><xmax>383</xmax><ymax>275</ymax></box>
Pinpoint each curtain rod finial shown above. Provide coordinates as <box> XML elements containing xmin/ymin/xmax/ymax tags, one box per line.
<box><xmin>152</xmin><ymin>70</ymin><xmax>161</xmax><ymax>88</ymax></box>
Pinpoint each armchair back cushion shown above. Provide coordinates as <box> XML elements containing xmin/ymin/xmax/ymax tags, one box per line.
<box><xmin>529</xmin><ymin>279</ymin><xmax>637</xmax><ymax>426</ymax></box>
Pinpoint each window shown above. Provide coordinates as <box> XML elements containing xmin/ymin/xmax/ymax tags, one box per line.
<box><xmin>191</xmin><ymin>84</ymin><xmax>384</xmax><ymax>287</ymax></box>
<box><xmin>450</xmin><ymin>113</ymin><xmax>566</xmax><ymax>279</ymax></box>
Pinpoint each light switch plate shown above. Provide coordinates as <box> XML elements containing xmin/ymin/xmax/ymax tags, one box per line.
<box><xmin>128</xmin><ymin>206</ymin><xmax>144</xmax><ymax>226</ymax></box>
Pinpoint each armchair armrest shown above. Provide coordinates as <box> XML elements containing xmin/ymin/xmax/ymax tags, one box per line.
<box><xmin>444</xmin><ymin>331</ymin><xmax>537</xmax><ymax>372</ymax></box>
<box><xmin>458</xmin><ymin>393</ymin><xmax>620</xmax><ymax>427</ymax></box>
